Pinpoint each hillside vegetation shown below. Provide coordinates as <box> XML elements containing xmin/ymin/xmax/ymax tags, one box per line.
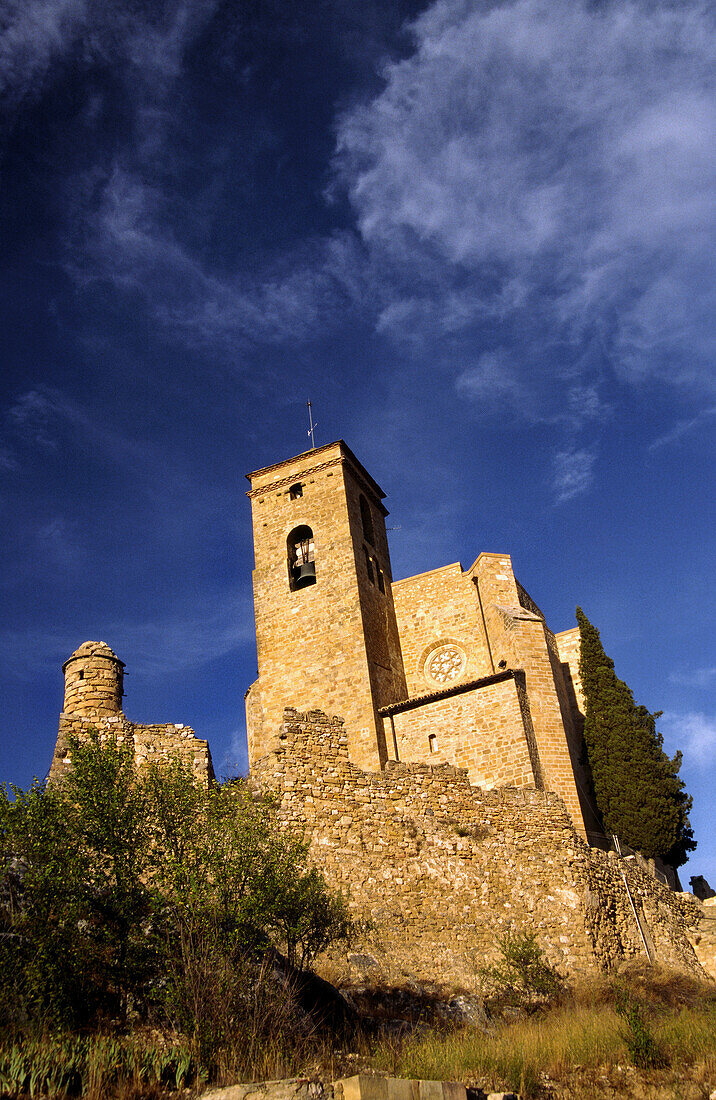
<box><xmin>0</xmin><ymin>733</ymin><xmax>358</xmax><ymax>1084</ymax></box>
<box><xmin>1</xmin><ymin>736</ymin><xmax>713</xmax><ymax>1099</ymax></box>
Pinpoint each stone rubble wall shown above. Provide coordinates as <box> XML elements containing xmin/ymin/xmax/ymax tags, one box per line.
<box><xmin>690</xmin><ymin>897</ymin><xmax>716</xmax><ymax>979</ymax></box>
<box><xmin>51</xmin><ymin>713</ymin><xmax>214</xmax><ymax>786</ymax></box>
<box><xmin>252</xmin><ymin>709</ymin><xmax>703</xmax><ymax>988</ymax></box>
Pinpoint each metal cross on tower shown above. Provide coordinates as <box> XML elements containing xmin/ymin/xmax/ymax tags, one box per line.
<box><xmin>307</xmin><ymin>401</ymin><xmax>317</xmax><ymax>449</ymax></box>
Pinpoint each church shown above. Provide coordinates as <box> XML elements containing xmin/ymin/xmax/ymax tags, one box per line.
<box><xmin>49</xmin><ymin>439</ymin><xmax>711</xmax><ymax>980</ymax></box>
<box><xmin>244</xmin><ymin>439</ymin><xmax>596</xmax><ymax>838</ymax></box>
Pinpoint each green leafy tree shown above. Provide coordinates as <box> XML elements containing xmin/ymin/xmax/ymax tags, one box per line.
<box><xmin>576</xmin><ymin>607</ymin><xmax>695</xmax><ymax>866</ymax></box>
<box><xmin>1</xmin><ymin>734</ymin><xmax>359</xmax><ymax>1047</ymax></box>
<box><xmin>0</xmin><ymin>731</ymin><xmax>155</xmax><ymax>1030</ymax></box>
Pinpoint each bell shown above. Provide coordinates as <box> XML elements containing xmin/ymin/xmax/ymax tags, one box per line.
<box><xmin>293</xmin><ymin>561</ymin><xmax>316</xmax><ymax>588</ymax></box>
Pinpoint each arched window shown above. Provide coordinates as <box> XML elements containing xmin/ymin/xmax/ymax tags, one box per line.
<box><xmin>359</xmin><ymin>494</ymin><xmax>375</xmax><ymax>545</ymax></box>
<box><xmin>287</xmin><ymin>525</ymin><xmax>316</xmax><ymax>590</ymax></box>
<box><xmin>363</xmin><ymin>546</ymin><xmax>375</xmax><ymax>583</ymax></box>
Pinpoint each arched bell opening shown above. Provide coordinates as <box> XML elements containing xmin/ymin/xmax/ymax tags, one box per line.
<box><xmin>287</xmin><ymin>525</ymin><xmax>316</xmax><ymax>590</ymax></box>
<box><xmin>359</xmin><ymin>494</ymin><xmax>375</xmax><ymax>546</ymax></box>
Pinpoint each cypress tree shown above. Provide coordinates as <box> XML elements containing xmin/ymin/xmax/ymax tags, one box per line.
<box><xmin>576</xmin><ymin>607</ymin><xmax>695</xmax><ymax>867</ymax></box>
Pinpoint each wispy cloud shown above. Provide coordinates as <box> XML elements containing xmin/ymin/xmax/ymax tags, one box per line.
<box><xmin>0</xmin><ymin>0</ymin><xmax>89</xmax><ymax>111</ymax></box>
<box><xmin>4</xmin><ymin>384</ymin><xmax>212</xmax><ymax>508</ymax></box>
<box><xmin>335</xmin><ymin>0</ymin><xmax>716</xmax><ymax>417</ymax></box>
<box><xmin>107</xmin><ymin>593</ymin><xmax>254</xmax><ymax>678</ymax></box>
<box><xmin>0</xmin><ymin>0</ymin><xmax>218</xmax><ymax>118</ymax></box>
<box><xmin>552</xmin><ymin>447</ymin><xmax>596</xmax><ymax>504</ymax></box>
<box><xmin>6</xmin><ymin>385</ymin><xmax>153</xmax><ymax>475</ymax></box>
<box><xmin>65</xmin><ymin>167</ymin><xmax>367</xmax><ymax>353</ymax></box>
<box><xmin>222</xmin><ymin>727</ymin><xmax>249</xmax><ymax>779</ymax></box>
<box><xmin>669</xmin><ymin>667</ymin><xmax>716</xmax><ymax>690</ymax></box>
<box><xmin>456</xmin><ymin>349</ymin><xmax>523</xmax><ymax>410</ymax></box>
<box><xmin>649</xmin><ymin>407</ymin><xmax>716</xmax><ymax>451</ymax></box>
<box><xmin>35</xmin><ymin>516</ymin><xmax>82</xmax><ymax>570</ymax></box>
<box><xmin>660</xmin><ymin>710</ymin><xmax>716</xmax><ymax>767</ymax></box>
<box><xmin>0</xmin><ymin>444</ymin><xmax>18</xmax><ymax>471</ymax></box>
<box><xmin>0</xmin><ymin>588</ymin><xmax>253</xmax><ymax>682</ymax></box>
<box><xmin>8</xmin><ymin>390</ymin><xmax>61</xmax><ymax>449</ymax></box>
<box><xmin>2</xmin><ymin>0</ymin><xmax>335</xmax><ymax>355</ymax></box>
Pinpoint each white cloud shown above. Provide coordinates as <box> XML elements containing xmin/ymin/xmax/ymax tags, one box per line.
<box><xmin>335</xmin><ymin>0</ymin><xmax>716</xmax><ymax>406</ymax></box>
<box><xmin>660</xmin><ymin>711</ymin><xmax>716</xmax><ymax>767</ymax></box>
<box><xmin>552</xmin><ymin>447</ymin><xmax>596</xmax><ymax>504</ymax></box>
<box><xmin>649</xmin><ymin>407</ymin><xmax>716</xmax><ymax>451</ymax></box>
<box><xmin>668</xmin><ymin>668</ymin><xmax>716</xmax><ymax>690</ymax></box>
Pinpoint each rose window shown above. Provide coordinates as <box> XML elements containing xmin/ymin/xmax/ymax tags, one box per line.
<box><xmin>426</xmin><ymin>645</ymin><xmax>466</xmax><ymax>684</ymax></box>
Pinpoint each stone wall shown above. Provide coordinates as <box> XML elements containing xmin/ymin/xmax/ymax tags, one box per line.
<box><xmin>51</xmin><ymin>712</ymin><xmax>214</xmax><ymax>786</ymax></box>
<box><xmin>391</xmin><ymin>564</ymin><xmax>493</xmax><ymax>697</ymax></box>
<box><xmin>555</xmin><ymin>627</ymin><xmax>585</xmax><ymax>718</ymax></box>
<box><xmin>380</xmin><ymin>672</ymin><xmax>540</xmax><ymax>790</ymax></box>
<box><xmin>62</xmin><ymin>640</ymin><xmax>125</xmax><ymax>718</ymax></box>
<box><xmin>469</xmin><ymin>555</ymin><xmax>585</xmax><ymax>834</ymax></box>
<box><xmin>253</xmin><ymin>709</ymin><xmax>703</xmax><ymax>988</ymax></box>
<box><xmin>246</xmin><ymin>441</ymin><xmax>406</xmax><ymax>772</ymax></box>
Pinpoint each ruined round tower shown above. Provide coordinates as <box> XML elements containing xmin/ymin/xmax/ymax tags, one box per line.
<box><xmin>51</xmin><ymin>641</ymin><xmax>214</xmax><ymax>785</ymax></box>
<box><xmin>61</xmin><ymin>640</ymin><xmax>125</xmax><ymax>718</ymax></box>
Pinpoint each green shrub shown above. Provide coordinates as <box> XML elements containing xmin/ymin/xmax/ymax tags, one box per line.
<box><xmin>479</xmin><ymin>930</ymin><xmax>564</xmax><ymax>1008</ymax></box>
<box><xmin>614</xmin><ymin>989</ymin><xmax>667</xmax><ymax>1068</ymax></box>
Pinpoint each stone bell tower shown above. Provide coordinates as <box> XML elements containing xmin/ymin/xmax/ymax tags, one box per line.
<box><xmin>245</xmin><ymin>440</ymin><xmax>407</xmax><ymax>770</ymax></box>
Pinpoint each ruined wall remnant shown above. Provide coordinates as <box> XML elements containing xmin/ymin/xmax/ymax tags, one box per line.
<box><xmin>252</xmin><ymin>708</ymin><xmax>703</xmax><ymax>988</ymax></box>
<box><xmin>50</xmin><ymin>642</ymin><xmax>214</xmax><ymax>786</ymax></box>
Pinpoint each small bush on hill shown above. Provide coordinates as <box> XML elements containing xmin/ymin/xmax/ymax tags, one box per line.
<box><xmin>614</xmin><ymin>989</ymin><xmax>668</xmax><ymax>1069</ymax></box>
<box><xmin>479</xmin><ymin>930</ymin><xmax>564</xmax><ymax>1010</ymax></box>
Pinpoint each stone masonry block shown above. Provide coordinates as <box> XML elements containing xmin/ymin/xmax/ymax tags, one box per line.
<box><xmin>386</xmin><ymin>1080</ymin><xmax>420</xmax><ymax>1100</ymax></box>
<box><xmin>336</xmin><ymin>1077</ymin><xmax>388</xmax><ymax>1100</ymax></box>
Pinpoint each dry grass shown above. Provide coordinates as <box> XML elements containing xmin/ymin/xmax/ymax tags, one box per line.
<box><xmin>371</xmin><ymin>969</ymin><xmax>716</xmax><ymax>1099</ymax></box>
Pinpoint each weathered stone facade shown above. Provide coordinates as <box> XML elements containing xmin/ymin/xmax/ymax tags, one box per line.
<box><xmin>245</xmin><ymin>442</ymin><xmax>595</xmax><ymax>837</ymax></box>
<box><xmin>245</xmin><ymin>442</ymin><xmax>407</xmax><ymax>773</ymax></box>
<box><xmin>44</xmin><ymin>439</ymin><xmax>711</xmax><ymax>991</ymax></box>
<box><xmin>50</xmin><ymin>641</ymin><xmax>214</xmax><ymax>785</ymax></box>
<box><xmin>253</xmin><ymin>709</ymin><xmax>704</xmax><ymax>985</ymax></box>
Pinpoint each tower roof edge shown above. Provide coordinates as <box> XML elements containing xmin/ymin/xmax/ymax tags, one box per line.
<box><xmin>245</xmin><ymin>439</ymin><xmax>387</xmax><ymax>501</ymax></box>
<box><xmin>62</xmin><ymin>640</ymin><xmax>125</xmax><ymax>673</ymax></box>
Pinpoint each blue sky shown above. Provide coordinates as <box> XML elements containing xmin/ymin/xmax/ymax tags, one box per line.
<box><xmin>1</xmin><ymin>0</ymin><xmax>714</xmax><ymax>886</ymax></box>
